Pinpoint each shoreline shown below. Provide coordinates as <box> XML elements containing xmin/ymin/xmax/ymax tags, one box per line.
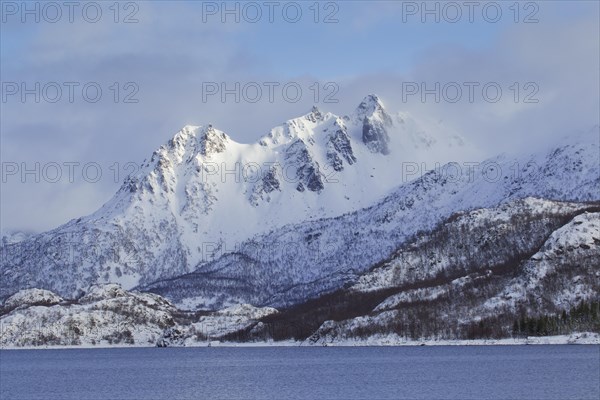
<box><xmin>1</xmin><ymin>332</ymin><xmax>598</xmax><ymax>350</ymax></box>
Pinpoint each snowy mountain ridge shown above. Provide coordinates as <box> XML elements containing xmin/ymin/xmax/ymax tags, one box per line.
<box><xmin>0</xmin><ymin>95</ymin><xmax>474</xmax><ymax>300</ymax></box>
<box><xmin>144</xmin><ymin>127</ymin><xmax>600</xmax><ymax>309</ymax></box>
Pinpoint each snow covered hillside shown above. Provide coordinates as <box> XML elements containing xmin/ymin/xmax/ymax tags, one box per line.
<box><xmin>244</xmin><ymin>201</ymin><xmax>600</xmax><ymax>344</ymax></box>
<box><xmin>2</xmin><ymin>201</ymin><xmax>598</xmax><ymax>347</ymax></box>
<box><xmin>0</xmin><ymin>284</ymin><xmax>178</xmax><ymax>347</ymax></box>
<box><xmin>0</xmin><ymin>284</ymin><xmax>278</xmax><ymax>348</ymax></box>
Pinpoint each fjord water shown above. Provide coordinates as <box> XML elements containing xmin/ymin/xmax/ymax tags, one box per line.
<box><xmin>1</xmin><ymin>346</ymin><xmax>598</xmax><ymax>400</ymax></box>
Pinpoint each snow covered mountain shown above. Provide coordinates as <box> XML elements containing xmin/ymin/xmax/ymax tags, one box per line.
<box><xmin>302</xmin><ymin>206</ymin><xmax>600</xmax><ymax>345</ymax></box>
<box><xmin>0</xmin><ymin>122</ymin><xmax>598</xmax><ymax>347</ymax></box>
<box><xmin>0</xmin><ymin>95</ymin><xmax>473</xmax><ymax>301</ymax></box>
<box><xmin>144</xmin><ymin>127</ymin><xmax>600</xmax><ymax>310</ymax></box>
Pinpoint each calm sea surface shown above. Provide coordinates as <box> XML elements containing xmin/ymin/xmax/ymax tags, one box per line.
<box><xmin>0</xmin><ymin>345</ymin><xmax>598</xmax><ymax>400</ymax></box>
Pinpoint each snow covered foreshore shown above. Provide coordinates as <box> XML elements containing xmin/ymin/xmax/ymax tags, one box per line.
<box><xmin>300</xmin><ymin>332</ymin><xmax>600</xmax><ymax>347</ymax></box>
<box><xmin>2</xmin><ymin>333</ymin><xmax>598</xmax><ymax>350</ymax></box>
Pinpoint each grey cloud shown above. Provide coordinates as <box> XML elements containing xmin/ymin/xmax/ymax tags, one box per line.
<box><xmin>1</xmin><ymin>2</ymin><xmax>598</xmax><ymax>232</ymax></box>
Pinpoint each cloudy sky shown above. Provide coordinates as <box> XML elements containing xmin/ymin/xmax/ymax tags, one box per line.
<box><xmin>1</xmin><ymin>0</ymin><xmax>599</xmax><ymax>232</ymax></box>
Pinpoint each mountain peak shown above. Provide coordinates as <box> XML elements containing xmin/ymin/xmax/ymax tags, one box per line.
<box><xmin>355</xmin><ymin>94</ymin><xmax>393</xmax><ymax>155</ymax></box>
<box><xmin>198</xmin><ymin>125</ymin><xmax>228</xmax><ymax>155</ymax></box>
<box><xmin>356</xmin><ymin>94</ymin><xmax>386</xmax><ymax>118</ymax></box>
<box><xmin>364</xmin><ymin>93</ymin><xmax>382</xmax><ymax>103</ymax></box>
<box><xmin>306</xmin><ymin>105</ymin><xmax>324</xmax><ymax>122</ymax></box>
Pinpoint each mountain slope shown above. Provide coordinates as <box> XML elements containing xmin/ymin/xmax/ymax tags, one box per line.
<box><xmin>305</xmin><ymin>211</ymin><xmax>600</xmax><ymax>345</ymax></box>
<box><xmin>222</xmin><ymin>199</ymin><xmax>599</xmax><ymax>343</ymax></box>
<box><xmin>143</xmin><ymin>128</ymin><xmax>600</xmax><ymax>309</ymax></box>
<box><xmin>0</xmin><ymin>95</ymin><xmax>472</xmax><ymax>301</ymax></box>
